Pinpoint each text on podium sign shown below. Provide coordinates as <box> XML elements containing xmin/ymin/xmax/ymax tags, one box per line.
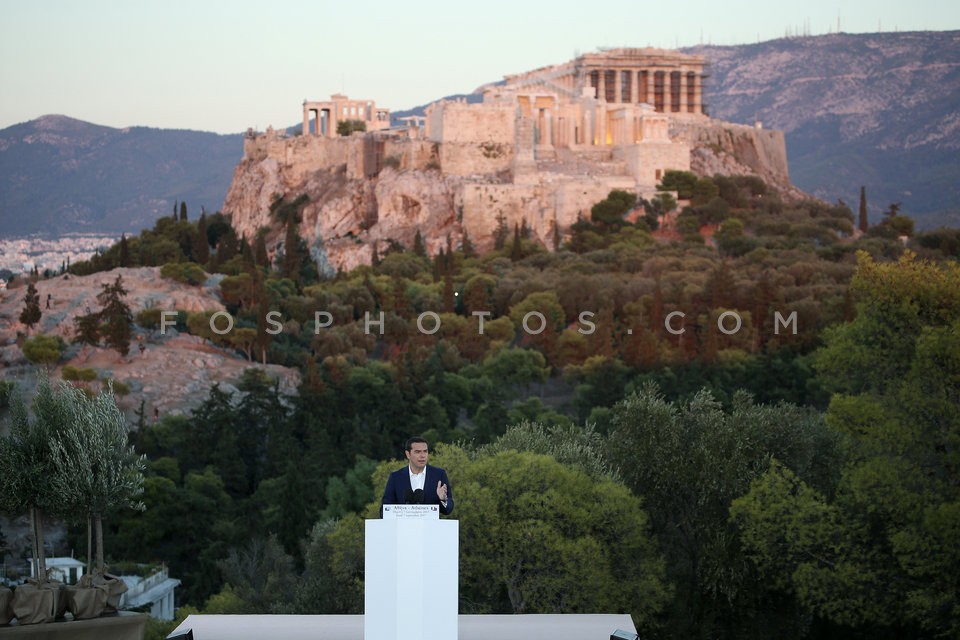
<box><xmin>381</xmin><ymin>504</ymin><xmax>440</xmax><ymax>520</ymax></box>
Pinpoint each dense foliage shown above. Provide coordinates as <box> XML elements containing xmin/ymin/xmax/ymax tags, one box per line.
<box><xmin>10</xmin><ymin>179</ymin><xmax>958</xmax><ymax>639</ymax></box>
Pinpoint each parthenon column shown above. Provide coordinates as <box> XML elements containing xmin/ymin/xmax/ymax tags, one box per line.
<box><xmin>693</xmin><ymin>74</ymin><xmax>702</xmax><ymax>114</ymax></box>
<box><xmin>664</xmin><ymin>72</ymin><xmax>672</xmax><ymax>112</ymax></box>
<box><xmin>630</xmin><ymin>69</ymin><xmax>638</xmax><ymax>103</ymax></box>
<box><xmin>598</xmin><ymin>69</ymin><xmax>606</xmax><ymax>102</ymax></box>
<box><xmin>646</xmin><ymin>69</ymin><xmax>655</xmax><ymax>109</ymax></box>
<box><xmin>303</xmin><ymin>105</ymin><xmax>310</xmax><ymax>136</ymax></box>
<box><xmin>679</xmin><ymin>72</ymin><xmax>687</xmax><ymax>112</ymax></box>
<box><xmin>614</xmin><ymin>69</ymin><xmax>622</xmax><ymax>103</ymax></box>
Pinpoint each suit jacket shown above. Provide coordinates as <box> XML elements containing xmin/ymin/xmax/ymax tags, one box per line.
<box><xmin>381</xmin><ymin>464</ymin><xmax>454</xmax><ymax>516</ymax></box>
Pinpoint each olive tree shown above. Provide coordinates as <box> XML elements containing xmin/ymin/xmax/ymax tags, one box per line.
<box><xmin>49</xmin><ymin>381</ymin><xmax>145</xmax><ymax>573</ymax></box>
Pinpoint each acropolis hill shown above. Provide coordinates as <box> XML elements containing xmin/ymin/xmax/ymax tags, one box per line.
<box><xmin>222</xmin><ymin>48</ymin><xmax>798</xmax><ymax>271</ymax></box>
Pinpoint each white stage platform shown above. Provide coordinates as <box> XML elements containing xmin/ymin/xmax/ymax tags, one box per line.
<box><xmin>170</xmin><ymin>613</ymin><xmax>637</xmax><ymax>640</ymax></box>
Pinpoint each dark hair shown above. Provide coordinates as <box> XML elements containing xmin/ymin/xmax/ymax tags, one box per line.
<box><xmin>405</xmin><ymin>436</ymin><xmax>428</xmax><ymax>451</ymax></box>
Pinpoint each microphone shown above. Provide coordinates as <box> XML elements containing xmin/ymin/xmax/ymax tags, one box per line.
<box><xmin>411</xmin><ymin>488</ymin><xmax>424</xmax><ymax>504</ymax></box>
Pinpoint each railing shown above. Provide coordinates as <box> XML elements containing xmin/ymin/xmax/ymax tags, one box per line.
<box><xmin>120</xmin><ymin>565</ymin><xmax>168</xmax><ymax>599</ymax></box>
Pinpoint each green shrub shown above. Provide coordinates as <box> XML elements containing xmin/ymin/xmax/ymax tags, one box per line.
<box><xmin>160</xmin><ymin>262</ymin><xmax>207</xmax><ymax>285</ymax></box>
<box><xmin>103</xmin><ymin>378</ymin><xmax>131</xmax><ymax>396</ymax></box>
<box><xmin>62</xmin><ymin>365</ymin><xmax>98</xmax><ymax>382</ymax></box>
<box><xmin>22</xmin><ymin>335</ymin><xmax>66</xmax><ymax>366</ymax></box>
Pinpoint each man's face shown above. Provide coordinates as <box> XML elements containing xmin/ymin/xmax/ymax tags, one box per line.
<box><xmin>405</xmin><ymin>442</ymin><xmax>429</xmax><ymax>472</ymax></box>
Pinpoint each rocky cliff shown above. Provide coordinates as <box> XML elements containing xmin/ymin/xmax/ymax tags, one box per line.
<box><xmin>222</xmin><ymin>118</ymin><xmax>795</xmax><ymax>271</ymax></box>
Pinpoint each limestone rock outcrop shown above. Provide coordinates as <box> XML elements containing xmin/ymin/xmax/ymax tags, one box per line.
<box><xmin>0</xmin><ymin>267</ymin><xmax>300</xmax><ymax>420</ymax></box>
<box><xmin>222</xmin><ymin>119</ymin><xmax>797</xmax><ymax>271</ymax></box>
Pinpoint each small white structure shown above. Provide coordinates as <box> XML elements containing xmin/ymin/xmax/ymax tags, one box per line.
<box><xmin>120</xmin><ymin>565</ymin><xmax>181</xmax><ymax>621</ymax></box>
<box><xmin>30</xmin><ymin>556</ymin><xmax>86</xmax><ymax>585</ymax></box>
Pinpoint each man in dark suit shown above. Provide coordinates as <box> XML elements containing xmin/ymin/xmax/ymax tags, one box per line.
<box><xmin>381</xmin><ymin>437</ymin><xmax>454</xmax><ymax>516</ymax></box>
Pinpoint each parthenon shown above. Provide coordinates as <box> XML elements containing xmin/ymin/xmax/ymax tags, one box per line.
<box><xmin>502</xmin><ymin>47</ymin><xmax>707</xmax><ymax>115</ymax></box>
<box><xmin>417</xmin><ymin>47</ymin><xmax>709</xmax><ymax>184</ymax></box>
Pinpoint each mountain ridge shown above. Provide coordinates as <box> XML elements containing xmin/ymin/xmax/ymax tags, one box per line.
<box><xmin>0</xmin><ymin>115</ymin><xmax>242</xmax><ymax>236</ymax></box>
<box><xmin>684</xmin><ymin>30</ymin><xmax>960</xmax><ymax>226</ymax></box>
<box><xmin>1</xmin><ymin>31</ymin><xmax>957</xmax><ymax>236</ymax></box>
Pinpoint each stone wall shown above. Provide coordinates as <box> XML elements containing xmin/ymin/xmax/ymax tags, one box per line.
<box><xmin>617</xmin><ymin>140</ymin><xmax>691</xmax><ymax>186</ymax></box>
<box><xmin>456</xmin><ymin>174</ymin><xmax>635</xmax><ymax>251</ymax></box>
<box><xmin>382</xmin><ymin>139</ymin><xmax>439</xmax><ymax>171</ymax></box>
<box><xmin>426</xmin><ymin>101</ymin><xmax>517</xmax><ymax>176</ymax></box>
<box><xmin>428</xmin><ymin>101</ymin><xmax>515</xmax><ymax>144</ymax></box>
<box><xmin>671</xmin><ymin>119</ymin><xmax>791</xmax><ymax>186</ymax></box>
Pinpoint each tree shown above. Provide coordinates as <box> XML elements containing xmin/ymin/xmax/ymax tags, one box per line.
<box><xmin>591</xmin><ymin>189</ymin><xmax>637</xmax><ymax>230</ymax></box>
<box><xmin>735</xmin><ymin>252</ymin><xmax>960</xmax><ymax>636</ymax></box>
<box><xmin>657</xmin><ymin>169</ymin><xmax>698</xmax><ymax>199</ymax></box>
<box><xmin>461</xmin><ymin>227</ymin><xmax>476</xmax><ymax>257</ymax></box>
<box><xmin>412</xmin><ymin>229</ymin><xmax>426</xmax><ymax>258</ymax></box>
<box><xmin>478</xmin><ymin>421</ymin><xmax>618</xmax><ymax>480</ymax></box>
<box><xmin>179</xmin><ymin>201</ymin><xmax>188</xmax><ymax>222</ymax></box>
<box><xmin>194</xmin><ymin>212</ymin><xmax>211</xmax><ymax>264</ymax></box>
<box><xmin>0</xmin><ymin>377</ymin><xmax>81</xmax><ymax>584</ymax></box>
<box><xmin>48</xmin><ymin>381</ymin><xmax>145</xmax><ymax>573</ymax></box>
<box><xmin>19</xmin><ymin>282</ymin><xmax>42</xmax><ymax>332</ymax></box>
<box><xmin>21</xmin><ymin>335</ymin><xmax>65</xmax><ymax>367</ymax></box>
<box><xmin>642</xmin><ymin>192</ymin><xmax>676</xmax><ymax>229</ymax></box>
<box><xmin>73</xmin><ymin>312</ymin><xmax>101</xmax><ymax>347</ymax></box>
<box><xmin>118</xmin><ymin>234</ymin><xmax>131</xmax><ymax>268</ymax></box>
<box><xmin>97</xmin><ymin>275</ymin><xmax>133</xmax><ymax>356</ymax></box>
<box><xmin>215</xmin><ymin>534</ymin><xmax>296</xmax><ymax>613</ymax></box>
<box><xmin>509</xmin><ymin>223</ymin><xmax>523</xmax><ymax>261</ymax></box>
<box><xmin>330</xmin><ymin>445</ymin><xmax>669</xmax><ymax>629</ymax></box>
<box><xmin>336</xmin><ymin>119</ymin><xmax>366</xmax><ymax>136</ymax></box>
<box><xmin>606</xmin><ymin>383</ymin><xmax>840</xmax><ymax>636</ymax></box>
<box><xmin>254</xmin><ymin>230</ymin><xmax>269</xmax><ymax>268</ymax></box>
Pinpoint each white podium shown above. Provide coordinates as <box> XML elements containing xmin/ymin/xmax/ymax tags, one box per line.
<box><xmin>364</xmin><ymin>516</ymin><xmax>459</xmax><ymax>640</ymax></box>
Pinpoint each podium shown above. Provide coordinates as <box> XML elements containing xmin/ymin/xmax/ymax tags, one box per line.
<box><xmin>364</xmin><ymin>512</ymin><xmax>458</xmax><ymax>640</ymax></box>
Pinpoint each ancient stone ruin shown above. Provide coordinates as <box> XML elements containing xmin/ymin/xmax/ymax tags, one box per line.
<box><xmin>223</xmin><ymin>48</ymin><xmax>792</xmax><ymax>271</ymax></box>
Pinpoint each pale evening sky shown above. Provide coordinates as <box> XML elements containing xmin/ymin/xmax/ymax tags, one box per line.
<box><xmin>2</xmin><ymin>0</ymin><xmax>958</xmax><ymax>134</ymax></box>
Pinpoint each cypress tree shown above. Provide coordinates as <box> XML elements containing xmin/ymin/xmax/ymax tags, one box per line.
<box><xmin>179</xmin><ymin>201</ymin><xmax>188</xmax><ymax>222</ymax></box>
<box><xmin>97</xmin><ymin>275</ymin><xmax>132</xmax><ymax>356</ymax></box>
<box><xmin>118</xmin><ymin>234</ymin><xmax>130</xmax><ymax>268</ymax></box>
<box><xmin>194</xmin><ymin>213</ymin><xmax>211</xmax><ymax>265</ymax></box>
<box><xmin>19</xmin><ymin>282</ymin><xmax>42</xmax><ymax>333</ymax></box>
<box><xmin>461</xmin><ymin>228</ymin><xmax>476</xmax><ymax>258</ymax></box>
<box><xmin>216</xmin><ymin>228</ymin><xmax>239</xmax><ymax>266</ymax></box>
<box><xmin>254</xmin><ymin>231</ymin><xmax>269</xmax><ymax>269</ymax></box>
<box><xmin>443</xmin><ymin>272</ymin><xmax>455</xmax><ymax>313</ymax></box>
<box><xmin>510</xmin><ymin>223</ymin><xmax>523</xmax><ymax>261</ymax></box>
<box><xmin>240</xmin><ymin>234</ymin><xmax>254</xmax><ymax>267</ymax></box>
<box><xmin>413</xmin><ymin>229</ymin><xmax>426</xmax><ymax>257</ymax></box>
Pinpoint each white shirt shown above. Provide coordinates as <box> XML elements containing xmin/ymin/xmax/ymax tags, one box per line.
<box><xmin>409</xmin><ymin>465</ymin><xmax>426</xmax><ymax>492</ymax></box>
